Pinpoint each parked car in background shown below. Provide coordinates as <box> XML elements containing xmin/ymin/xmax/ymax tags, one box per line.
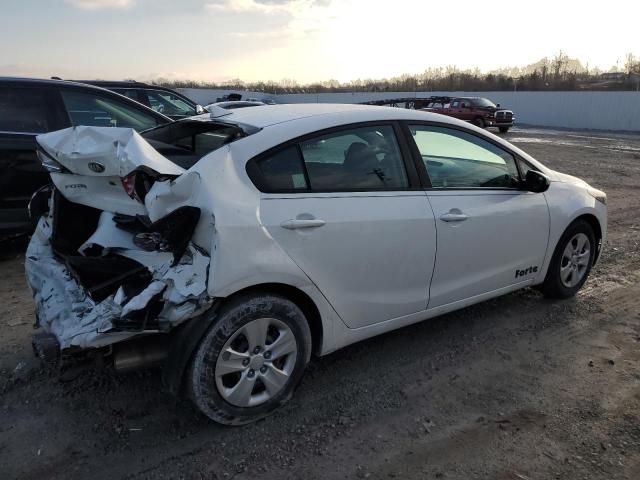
<box><xmin>68</xmin><ymin>80</ymin><xmax>205</xmax><ymax>120</ymax></box>
<box><xmin>0</xmin><ymin>77</ymin><xmax>172</xmax><ymax>239</ymax></box>
<box><xmin>424</xmin><ymin>97</ymin><xmax>515</xmax><ymax>132</ymax></box>
<box><xmin>363</xmin><ymin>96</ymin><xmax>515</xmax><ymax>133</ymax></box>
<box><xmin>206</xmin><ymin>100</ymin><xmax>266</xmax><ymax>111</ymax></box>
<box><xmin>28</xmin><ymin>104</ymin><xmax>606</xmax><ymax>425</ymax></box>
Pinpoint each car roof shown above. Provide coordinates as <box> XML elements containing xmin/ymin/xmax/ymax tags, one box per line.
<box><xmin>0</xmin><ymin>76</ymin><xmax>115</xmax><ymax>88</ymax></box>
<box><xmin>70</xmin><ymin>80</ymin><xmax>152</xmax><ymax>87</ymax></box>
<box><xmin>0</xmin><ymin>76</ymin><xmax>162</xmax><ymax>94</ymax></box>
<box><xmin>0</xmin><ymin>76</ymin><xmax>173</xmax><ymax>122</ymax></box>
<box><xmin>195</xmin><ymin>103</ymin><xmax>463</xmax><ymax>129</ymax></box>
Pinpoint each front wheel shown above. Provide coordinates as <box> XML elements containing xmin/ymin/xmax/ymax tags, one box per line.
<box><xmin>188</xmin><ymin>293</ymin><xmax>312</xmax><ymax>425</ymax></box>
<box><xmin>499</xmin><ymin>126</ymin><xmax>510</xmax><ymax>133</ymax></box>
<box><xmin>540</xmin><ymin>220</ymin><xmax>596</xmax><ymax>299</ymax></box>
<box><xmin>472</xmin><ymin>117</ymin><xmax>485</xmax><ymax>128</ymax></box>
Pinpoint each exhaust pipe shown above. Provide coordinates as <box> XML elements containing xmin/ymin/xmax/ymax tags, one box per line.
<box><xmin>113</xmin><ymin>337</ymin><xmax>169</xmax><ymax>372</ymax></box>
<box><xmin>32</xmin><ymin>332</ymin><xmax>60</xmax><ymax>366</ymax></box>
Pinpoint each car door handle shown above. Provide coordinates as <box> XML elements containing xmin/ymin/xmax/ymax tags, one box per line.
<box><xmin>280</xmin><ymin>218</ymin><xmax>326</xmax><ymax>230</ymax></box>
<box><xmin>440</xmin><ymin>212</ymin><xmax>469</xmax><ymax>222</ymax></box>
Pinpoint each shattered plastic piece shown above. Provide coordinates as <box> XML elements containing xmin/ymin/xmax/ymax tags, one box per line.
<box><xmin>26</xmin><ymin>214</ymin><xmax>211</xmax><ymax>350</ymax></box>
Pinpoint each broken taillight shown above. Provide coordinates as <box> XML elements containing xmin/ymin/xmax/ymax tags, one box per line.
<box><xmin>121</xmin><ymin>169</ymin><xmax>176</xmax><ymax>204</ymax></box>
<box><xmin>121</xmin><ymin>172</ymin><xmax>142</xmax><ymax>202</ymax></box>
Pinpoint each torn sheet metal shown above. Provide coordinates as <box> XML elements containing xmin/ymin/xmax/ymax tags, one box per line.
<box><xmin>26</xmin><ymin>215</ymin><xmax>211</xmax><ymax>350</ymax></box>
<box><xmin>36</xmin><ymin>126</ymin><xmax>184</xmax><ymax>177</ymax></box>
<box><xmin>145</xmin><ymin>171</ymin><xmax>202</xmax><ymax>222</ymax></box>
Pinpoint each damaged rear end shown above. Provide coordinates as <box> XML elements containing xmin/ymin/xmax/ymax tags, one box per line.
<box><xmin>27</xmin><ymin>126</ymin><xmax>212</xmax><ymax>368</ymax></box>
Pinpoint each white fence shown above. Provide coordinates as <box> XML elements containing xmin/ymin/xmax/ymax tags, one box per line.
<box><xmin>178</xmin><ymin>88</ymin><xmax>640</xmax><ymax>132</ymax></box>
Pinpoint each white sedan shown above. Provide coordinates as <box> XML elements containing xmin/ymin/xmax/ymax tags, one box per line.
<box><xmin>28</xmin><ymin>104</ymin><xmax>607</xmax><ymax>424</ymax></box>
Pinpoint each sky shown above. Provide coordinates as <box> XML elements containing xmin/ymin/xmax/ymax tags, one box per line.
<box><xmin>0</xmin><ymin>0</ymin><xmax>638</xmax><ymax>84</ymax></box>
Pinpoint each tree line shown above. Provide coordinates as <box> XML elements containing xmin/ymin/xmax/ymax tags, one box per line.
<box><xmin>150</xmin><ymin>52</ymin><xmax>640</xmax><ymax>94</ymax></box>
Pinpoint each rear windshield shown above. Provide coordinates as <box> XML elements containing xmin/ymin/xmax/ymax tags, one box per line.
<box><xmin>141</xmin><ymin>120</ymin><xmax>248</xmax><ymax>169</ymax></box>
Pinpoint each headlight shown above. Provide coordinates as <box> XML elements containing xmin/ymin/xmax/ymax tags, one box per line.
<box><xmin>588</xmin><ymin>187</ymin><xmax>607</xmax><ymax>205</ymax></box>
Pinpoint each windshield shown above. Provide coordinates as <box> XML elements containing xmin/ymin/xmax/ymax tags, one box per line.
<box><xmin>471</xmin><ymin>98</ymin><xmax>497</xmax><ymax>108</ymax></box>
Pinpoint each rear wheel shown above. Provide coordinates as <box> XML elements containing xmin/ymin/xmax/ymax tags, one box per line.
<box><xmin>540</xmin><ymin>220</ymin><xmax>595</xmax><ymax>299</ymax></box>
<box><xmin>188</xmin><ymin>293</ymin><xmax>312</xmax><ymax>425</ymax></box>
<box><xmin>499</xmin><ymin>126</ymin><xmax>510</xmax><ymax>133</ymax></box>
<box><xmin>472</xmin><ymin>117</ymin><xmax>485</xmax><ymax>128</ymax></box>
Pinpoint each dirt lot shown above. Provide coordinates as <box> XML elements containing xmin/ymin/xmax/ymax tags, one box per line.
<box><xmin>1</xmin><ymin>126</ymin><xmax>640</xmax><ymax>480</ymax></box>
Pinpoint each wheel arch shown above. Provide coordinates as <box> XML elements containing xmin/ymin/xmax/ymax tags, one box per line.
<box><xmin>223</xmin><ymin>282</ymin><xmax>324</xmax><ymax>357</ymax></box>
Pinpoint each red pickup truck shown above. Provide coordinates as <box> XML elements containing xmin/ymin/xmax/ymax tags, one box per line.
<box><xmin>421</xmin><ymin>96</ymin><xmax>514</xmax><ymax>132</ymax></box>
<box><xmin>363</xmin><ymin>96</ymin><xmax>515</xmax><ymax>133</ymax></box>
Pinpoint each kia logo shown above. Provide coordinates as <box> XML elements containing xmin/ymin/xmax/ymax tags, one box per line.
<box><xmin>88</xmin><ymin>162</ymin><xmax>105</xmax><ymax>173</ymax></box>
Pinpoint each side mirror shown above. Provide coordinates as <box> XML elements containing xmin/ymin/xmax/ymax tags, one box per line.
<box><xmin>196</xmin><ymin>104</ymin><xmax>205</xmax><ymax>115</ymax></box>
<box><xmin>523</xmin><ymin>170</ymin><xmax>550</xmax><ymax>193</ymax></box>
<box><xmin>496</xmin><ymin>103</ymin><xmax>501</xmax><ymax>108</ymax></box>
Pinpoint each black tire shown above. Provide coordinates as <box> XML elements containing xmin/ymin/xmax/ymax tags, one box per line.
<box><xmin>540</xmin><ymin>220</ymin><xmax>596</xmax><ymax>299</ymax></box>
<box><xmin>472</xmin><ymin>117</ymin><xmax>485</xmax><ymax>128</ymax></box>
<box><xmin>499</xmin><ymin>126</ymin><xmax>510</xmax><ymax>133</ymax></box>
<box><xmin>188</xmin><ymin>293</ymin><xmax>312</xmax><ymax>425</ymax></box>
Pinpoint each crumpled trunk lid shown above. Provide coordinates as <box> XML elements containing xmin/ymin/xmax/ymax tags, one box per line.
<box><xmin>37</xmin><ymin>126</ymin><xmax>184</xmax><ymax>178</ymax></box>
<box><xmin>36</xmin><ymin>126</ymin><xmax>185</xmax><ymax>216</ymax></box>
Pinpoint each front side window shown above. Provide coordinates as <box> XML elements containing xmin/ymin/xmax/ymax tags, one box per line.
<box><xmin>146</xmin><ymin>90</ymin><xmax>196</xmax><ymax>117</ymax></box>
<box><xmin>61</xmin><ymin>90</ymin><xmax>160</xmax><ymax>131</ymax></box>
<box><xmin>409</xmin><ymin>125</ymin><xmax>520</xmax><ymax>188</ymax></box>
<box><xmin>299</xmin><ymin>125</ymin><xmax>408</xmax><ymax>190</ymax></box>
<box><xmin>0</xmin><ymin>87</ymin><xmax>50</xmax><ymax>133</ymax></box>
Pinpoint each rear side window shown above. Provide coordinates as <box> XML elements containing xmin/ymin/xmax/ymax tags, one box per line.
<box><xmin>249</xmin><ymin>124</ymin><xmax>409</xmax><ymax>193</ymax></box>
<box><xmin>300</xmin><ymin>125</ymin><xmax>408</xmax><ymax>190</ymax></box>
<box><xmin>253</xmin><ymin>146</ymin><xmax>308</xmax><ymax>192</ymax></box>
<box><xmin>0</xmin><ymin>87</ymin><xmax>50</xmax><ymax>133</ymax></box>
<box><xmin>61</xmin><ymin>90</ymin><xmax>160</xmax><ymax>131</ymax></box>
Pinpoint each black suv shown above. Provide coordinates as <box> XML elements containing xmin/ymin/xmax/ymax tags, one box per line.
<box><xmin>72</xmin><ymin>80</ymin><xmax>205</xmax><ymax>120</ymax></box>
<box><xmin>0</xmin><ymin>77</ymin><xmax>172</xmax><ymax>239</ymax></box>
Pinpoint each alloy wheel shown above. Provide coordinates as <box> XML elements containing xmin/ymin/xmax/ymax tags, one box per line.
<box><xmin>560</xmin><ymin>232</ymin><xmax>591</xmax><ymax>288</ymax></box>
<box><xmin>215</xmin><ymin>317</ymin><xmax>298</xmax><ymax>407</ymax></box>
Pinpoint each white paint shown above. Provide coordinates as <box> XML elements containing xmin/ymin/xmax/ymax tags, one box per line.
<box><xmin>26</xmin><ymin>104</ymin><xmax>607</xmax><ymax>356</ymax></box>
<box><xmin>79</xmin><ymin>211</ymin><xmax>137</xmax><ymax>255</ymax></box>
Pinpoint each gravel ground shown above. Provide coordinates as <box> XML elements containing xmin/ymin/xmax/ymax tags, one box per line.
<box><xmin>1</xmin><ymin>126</ymin><xmax>639</xmax><ymax>480</ymax></box>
